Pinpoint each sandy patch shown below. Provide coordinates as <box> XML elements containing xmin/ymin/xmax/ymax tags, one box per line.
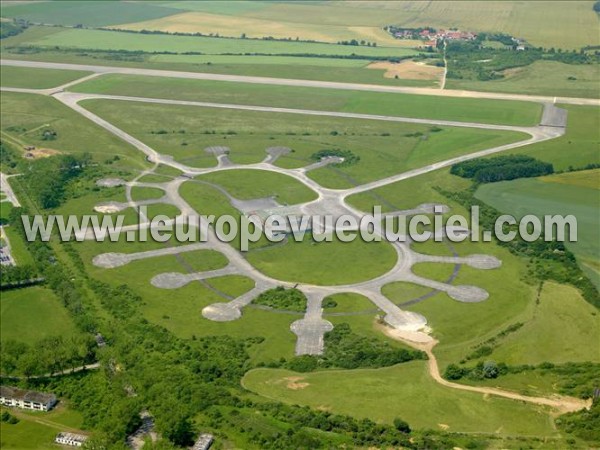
<box><xmin>377</xmin><ymin>323</ymin><xmax>435</xmax><ymax>347</ymax></box>
<box><xmin>94</xmin><ymin>204</ymin><xmax>122</xmax><ymax>214</ymax></box>
<box><xmin>284</xmin><ymin>376</ymin><xmax>310</xmax><ymax>390</ymax></box>
<box><xmin>367</xmin><ymin>60</ymin><xmax>444</xmax><ymax>81</ymax></box>
<box><xmin>23</xmin><ymin>147</ymin><xmax>61</xmax><ymax>159</ymax></box>
<box><xmin>501</xmin><ymin>67</ymin><xmax>525</xmax><ymax>78</ymax></box>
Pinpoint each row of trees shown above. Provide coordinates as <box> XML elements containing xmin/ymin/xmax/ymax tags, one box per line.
<box><xmin>445</xmin><ymin>360</ymin><xmax>600</xmax><ymax>400</ymax></box>
<box><xmin>1</xmin><ymin>335</ymin><xmax>96</xmax><ymax>378</ymax></box>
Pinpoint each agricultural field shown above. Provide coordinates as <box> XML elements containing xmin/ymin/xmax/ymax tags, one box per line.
<box><xmin>12</xmin><ymin>27</ymin><xmax>418</xmax><ymax>58</ymax></box>
<box><xmin>447</xmin><ymin>60</ymin><xmax>600</xmax><ymax>99</ymax></box>
<box><xmin>0</xmin><ymin>1</ymin><xmax>181</xmax><ymax>27</ymax></box>
<box><xmin>6</xmin><ymin>0</ymin><xmax>591</xmax><ymax>49</ymax></box>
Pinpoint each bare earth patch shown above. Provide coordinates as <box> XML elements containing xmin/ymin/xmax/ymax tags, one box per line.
<box><xmin>367</xmin><ymin>60</ymin><xmax>444</xmax><ymax>82</ymax></box>
<box><xmin>23</xmin><ymin>147</ymin><xmax>61</xmax><ymax>159</ymax></box>
<box><xmin>284</xmin><ymin>376</ymin><xmax>310</xmax><ymax>390</ymax></box>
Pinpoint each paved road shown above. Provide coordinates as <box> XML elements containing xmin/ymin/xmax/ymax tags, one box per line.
<box><xmin>1</xmin><ymin>172</ymin><xmax>21</xmax><ymax>207</ymax></box>
<box><xmin>2</xmin><ymin>58</ymin><xmax>599</xmax><ymax>106</ymax></box>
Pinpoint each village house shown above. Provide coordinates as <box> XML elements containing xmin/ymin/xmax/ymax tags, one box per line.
<box><xmin>55</xmin><ymin>432</ymin><xmax>89</xmax><ymax>447</ymax></box>
<box><xmin>0</xmin><ymin>385</ymin><xmax>57</xmax><ymax>411</ymax></box>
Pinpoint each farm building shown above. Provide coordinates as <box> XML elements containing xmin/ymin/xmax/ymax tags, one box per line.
<box><xmin>55</xmin><ymin>432</ymin><xmax>89</xmax><ymax>447</ymax></box>
<box><xmin>0</xmin><ymin>385</ymin><xmax>57</xmax><ymax>411</ymax></box>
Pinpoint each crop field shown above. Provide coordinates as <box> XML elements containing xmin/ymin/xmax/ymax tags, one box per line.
<box><xmin>18</xmin><ymin>27</ymin><xmax>418</xmax><ymax>58</ymax></box>
<box><xmin>242</xmin><ymin>362</ymin><xmax>556</xmax><ymax>435</ymax></box>
<box><xmin>117</xmin><ymin>9</ymin><xmax>418</xmax><ymax>49</ymax></box>
<box><xmin>0</xmin><ymin>66</ymin><xmax>91</xmax><ymax>89</ymax></box>
<box><xmin>447</xmin><ymin>61</ymin><xmax>600</xmax><ymax>99</ymax></box>
<box><xmin>475</xmin><ymin>170</ymin><xmax>600</xmax><ymax>288</ymax></box>
<box><xmin>73</xmin><ymin>74</ymin><xmax>543</xmax><ymax>126</ymax></box>
<box><xmin>0</xmin><ymin>286</ymin><xmax>79</xmax><ymax>345</ymax></box>
<box><xmin>25</xmin><ymin>0</ymin><xmax>592</xmax><ymax>49</ymax></box>
<box><xmin>78</xmin><ymin>99</ymin><xmax>528</xmax><ymax>190</ymax></box>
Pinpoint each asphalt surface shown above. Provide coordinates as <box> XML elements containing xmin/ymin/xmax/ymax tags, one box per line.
<box><xmin>0</xmin><ymin>65</ymin><xmax>568</xmax><ymax>355</ymax></box>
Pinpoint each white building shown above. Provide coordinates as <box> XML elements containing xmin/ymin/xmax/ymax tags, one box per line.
<box><xmin>55</xmin><ymin>432</ymin><xmax>89</xmax><ymax>447</ymax></box>
<box><xmin>0</xmin><ymin>385</ymin><xmax>57</xmax><ymax>411</ymax></box>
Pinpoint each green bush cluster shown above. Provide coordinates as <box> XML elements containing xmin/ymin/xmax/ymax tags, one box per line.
<box><xmin>450</xmin><ymin>155</ymin><xmax>554</xmax><ymax>183</ymax></box>
<box><xmin>253</xmin><ymin>286</ymin><xmax>307</xmax><ymax>312</ymax></box>
<box><xmin>285</xmin><ymin>323</ymin><xmax>426</xmax><ymax>372</ymax></box>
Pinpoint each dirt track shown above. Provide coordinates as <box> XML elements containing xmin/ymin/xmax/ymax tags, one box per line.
<box><xmin>380</xmin><ymin>325</ymin><xmax>592</xmax><ymax>414</ymax></box>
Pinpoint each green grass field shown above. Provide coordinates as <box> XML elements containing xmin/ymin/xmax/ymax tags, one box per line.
<box><xmin>199</xmin><ymin>169</ymin><xmax>317</xmax><ymax>205</ymax></box>
<box><xmin>20</xmin><ymin>27</ymin><xmax>417</xmax><ymax>58</ymax></box>
<box><xmin>0</xmin><ymin>1</ymin><xmax>181</xmax><ymax>27</ymax></box>
<box><xmin>447</xmin><ymin>61</ymin><xmax>600</xmax><ymax>99</ymax></box>
<box><xmin>475</xmin><ymin>170</ymin><xmax>600</xmax><ymax>288</ymax></box>
<box><xmin>489</xmin><ymin>282</ymin><xmax>600</xmax><ymax>365</ymax></box>
<box><xmin>78</xmin><ymin>99</ymin><xmax>529</xmax><ymax>191</ymax></box>
<box><xmin>0</xmin><ymin>66</ymin><xmax>91</xmax><ymax>89</ymax></box>
<box><xmin>130</xmin><ymin>186</ymin><xmax>166</xmax><ymax>201</ymax></box>
<box><xmin>347</xmin><ymin>166</ymin><xmax>472</xmax><ymax>213</ymax></box>
<box><xmin>0</xmin><ymin>405</ymin><xmax>85</xmax><ymax>449</ymax></box>
<box><xmin>242</xmin><ymin>362</ymin><xmax>557</xmax><ymax>435</ymax></box>
<box><xmin>0</xmin><ymin>286</ymin><xmax>80</xmax><ymax>345</ymax></box>
<box><xmin>73</xmin><ymin>74</ymin><xmax>543</xmax><ymax>126</ymax></box>
<box><xmin>0</xmin><ymin>92</ymin><xmax>148</xmax><ymax>168</ymax></box>
<box><xmin>517</xmin><ymin>105</ymin><xmax>600</xmax><ymax>170</ymax></box>
<box><xmin>245</xmin><ymin>235</ymin><xmax>397</xmax><ymax>286</ymax></box>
